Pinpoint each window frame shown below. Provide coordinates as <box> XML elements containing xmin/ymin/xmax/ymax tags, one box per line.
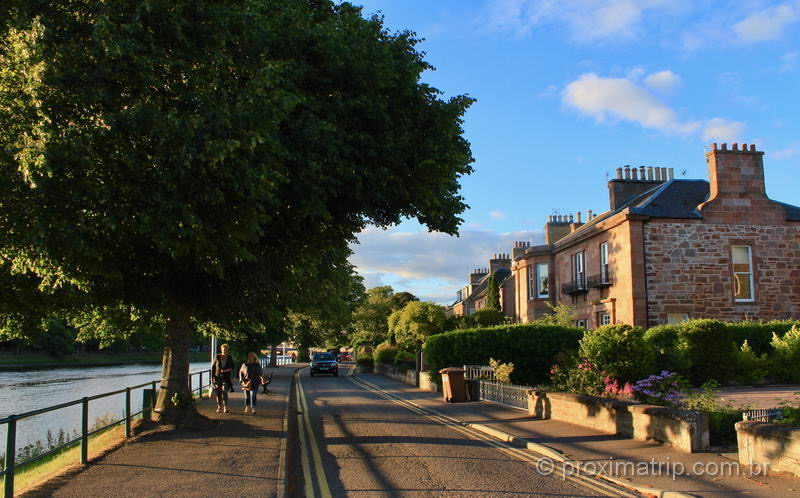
<box><xmin>731</xmin><ymin>245</ymin><xmax>755</xmax><ymax>303</ymax></box>
<box><xmin>573</xmin><ymin>251</ymin><xmax>585</xmax><ymax>288</ymax></box>
<box><xmin>527</xmin><ymin>264</ymin><xmax>535</xmax><ymax>300</ymax></box>
<box><xmin>598</xmin><ymin>311</ymin><xmax>611</xmax><ymax>326</ymax></box>
<box><xmin>536</xmin><ymin>262</ymin><xmax>549</xmax><ymax>299</ymax></box>
<box><xmin>599</xmin><ymin>242</ymin><xmax>609</xmax><ymax>283</ymax></box>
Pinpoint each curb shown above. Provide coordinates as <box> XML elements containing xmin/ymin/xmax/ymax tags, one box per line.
<box><xmin>467</xmin><ymin>421</ymin><xmax>696</xmax><ymax>498</ymax></box>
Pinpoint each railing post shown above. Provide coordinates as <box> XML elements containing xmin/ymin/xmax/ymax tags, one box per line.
<box><xmin>198</xmin><ymin>371</ymin><xmax>203</xmax><ymax>398</ymax></box>
<box><xmin>81</xmin><ymin>397</ymin><xmax>88</xmax><ymax>465</ymax></box>
<box><xmin>151</xmin><ymin>381</ymin><xmax>157</xmax><ymax>415</ymax></box>
<box><xmin>188</xmin><ymin>373</ymin><xmax>192</xmax><ymax>397</ymax></box>
<box><xmin>4</xmin><ymin>415</ymin><xmax>16</xmax><ymax>498</ymax></box>
<box><xmin>125</xmin><ymin>388</ymin><xmax>131</xmax><ymax>438</ymax></box>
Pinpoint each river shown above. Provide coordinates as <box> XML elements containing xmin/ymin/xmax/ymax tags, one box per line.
<box><xmin>0</xmin><ymin>362</ymin><xmax>210</xmax><ymax>460</ymax></box>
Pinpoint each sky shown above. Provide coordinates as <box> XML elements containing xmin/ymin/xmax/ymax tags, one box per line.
<box><xmin>347</xmin><ymin>0</ymin><xmax>800</xmax><ymax>305</ymax></box>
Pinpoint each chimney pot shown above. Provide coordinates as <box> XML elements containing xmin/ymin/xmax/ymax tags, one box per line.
<box><xmin>721</xmin><ymin>143</ymin><xmax>727</xmax><ymax>151</ymax></box>
<box><xmin>576</xmin><ymin>211</ymin><xmax>582</xmax><ymax>223</ymax></box>
<box><xmin>616</xmin><ymin>167</ymin><xmax>623</xmax><ymax>179</ymax></box>
<box><xmin>569</xmin><ymin>214</ymin><xmax>574</xmax><ymax>222</ymax></box>
<box><xmin>631</xmin><ymin>168</ymin><xmax>639</xmax><ymax>180</ymax></box>
<box><xmin>624</xmin><ymin>165</ymin><xmax>631</xmax><ymax>180</ymax></box>
<box><xmin>654</xmin><ymin>167</ymin><xmax>661</xmax><ymax>181</ymax></box>
<box><xmin>587</xmin><ymin>209</ymin><xmax>593</xmax><ymax>220</ymax></box>
<box><xmin>660</xmin><ymin>167</ymin><xmax>667</xmax><ymax>181</ymax></box>
<box><xmin>647</xmin><ymin>166</ymin><xmax>654</xmax><ymax>180</ymax></box>
<box><xmin>668</xmin><ymin>167</ymin><xmax>674</xmax><ymax>180</ymax></box>
<box><xmin>750</xmin><ymin>144</ymin><xmax>756</xmax><ymax>151</ymax></box>
<box><xmin>732</xmin><ymin>143</ymin><xmax>738</xmax><ymax>151</ymax></box>
<box><xmin>712</xmin><ymin>142</ymin><xmax>718</xmax><ymax>150</ymax></box>
<box><xmin>639</xmin><ymin>166</ymin><xmax>645</xmax><ymax>180</ymax></box>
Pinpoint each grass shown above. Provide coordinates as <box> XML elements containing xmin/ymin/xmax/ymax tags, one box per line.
<box><xmin>2</xmin><ymin>421</ymin><xmax>127</xmax><ymax>495</ymax></box>
<box><xmin>0</xmin><ymin>351</ymin><xmax>211</xmax><ymax>367</ymax></box>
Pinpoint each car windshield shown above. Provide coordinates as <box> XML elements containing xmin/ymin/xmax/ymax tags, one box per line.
<box><xmin>313</xmin><ymin>353</ymin><xmax>336</xmax><ymax>361</ymax></box>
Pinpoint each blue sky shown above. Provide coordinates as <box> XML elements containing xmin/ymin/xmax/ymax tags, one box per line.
<box><xmin>348</xmin><ymin>0</ymin><xmax>800</xmax><ymax>305</ymax></box>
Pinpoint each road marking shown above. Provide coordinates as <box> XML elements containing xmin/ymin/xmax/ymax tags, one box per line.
<box><xmin>348</xmin><ymin>375</ymin><xmax>639</xmax><ymax>498</ymax></box>
<box><xmin>295</xmin><ymin>369</ymin><xmax>333</xmax><ymax>498</ymax></box>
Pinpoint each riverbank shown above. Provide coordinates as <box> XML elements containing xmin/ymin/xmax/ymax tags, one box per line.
<box><xmin>0</xmin><ymin>352</ymin><xmax>210</xmax><ymax>371</ymax></box>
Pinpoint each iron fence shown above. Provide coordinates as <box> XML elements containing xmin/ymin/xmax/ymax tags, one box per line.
<box><xmin>742</xmin><ymin>408</ymin><xmax>783</xmax><ymax>422</ymax></box>
<box><xmin>479</xmin><ymin>380</ymin><xmax>532</xmax><ymax>411</ymax></box>
<box><xmin>463</xmin><ymin>365</ymin><xmax>495</xmax><ymax>381</ymax></box>
<box><xmin>1</xmin><ymin>368</ymin><xmax>210</xmax><ymax>498</ymax></box>
<box><xmin>259</xmin><ymin>356</ymin><xmax>295</xmax><ymax>369</ymax></box>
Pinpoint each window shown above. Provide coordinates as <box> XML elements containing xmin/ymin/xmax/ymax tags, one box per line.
<box><xmin>536</xmin><ymin>263</ymin><xmax>549</xmax><ymax>298</ymax></box>
<box><xmin>573</xmin><ymin>251</ymin><xmax>585</xmax><ymax>289</ymax></box>
<box><xmin>598</xmin><ymin>312</ymin><xmax>611</xmax><ymax>326</ymax></box>
<box><xmin>732</xmin><ymin>246</ymin><xmax>755</xmax><ymax>302</ymax></box>
<box><xmin>575</xmin><ymin>319</ymin><xmax>587</xmax><ymax>328</ymax></box>
<box><xmin>599</xmin><ymin>242</ymin><xmax>609</xmax><ymax>283</ymax></box>
<box><xmin>667</xmin><ymin>313</ymin><xmax>689</xmax><ymax>324</ymax></box>
<box><xmin>527</xmin><ymin>265</ymin><xmax>535</xmax><ymax>300</ymax></box>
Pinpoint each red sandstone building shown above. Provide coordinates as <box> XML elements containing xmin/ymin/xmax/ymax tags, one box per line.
<box><xmin>452</xmin><ymin>144</ymin><xmax>800</xmax><ymax>328</ymax></box>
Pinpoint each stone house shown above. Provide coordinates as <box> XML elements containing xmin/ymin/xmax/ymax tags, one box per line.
<box><xmin>456</xmin><ymin>144</ymin><xmax>800</xmax><ymax>328</ymax></box>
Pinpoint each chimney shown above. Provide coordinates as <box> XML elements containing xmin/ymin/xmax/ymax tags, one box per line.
<box><xmin>545</xmin><ymin>214</ymin><xmax>571</xmax><ymax>244</ymax></box>
<box><xmin>607</xmin><ymin>161</ymin><xmax>667</xmax><ymax>210</ymax></box>
<box><xmin>698</xmin><ymin>143</ymin><xmax>783</xmax><ymax>223</ymax></box>
<box><xmin>489</xmin><ymin>253</ymin><xmax>511</xmax><ymax>274</ymax></box>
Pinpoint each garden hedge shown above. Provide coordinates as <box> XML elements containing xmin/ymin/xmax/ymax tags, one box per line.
<box><xmin>424</xmin><ymin>323</ymin><xmax>583</xmax><ymax>386</ymax></box>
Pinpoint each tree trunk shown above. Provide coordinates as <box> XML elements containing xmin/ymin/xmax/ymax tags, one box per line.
<box><xmin>153</xmin><ymin>308</ymin><xmax>200</xmax><ymax>425</ymax></box>
<box><xmin>269</xmin><ymin>344</ymin><xmax>278</xmax><ymax>367</ymax></box>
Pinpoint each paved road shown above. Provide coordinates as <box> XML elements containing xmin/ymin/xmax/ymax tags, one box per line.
<box><xmin>289</xmin><ymin>367</ymin><xmax>606</xmax><ymax>497</ymax></box>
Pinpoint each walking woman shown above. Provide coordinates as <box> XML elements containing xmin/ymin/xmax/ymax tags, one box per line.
<box><xmin>239</xmin><ymin>352</ymin><xmax>263</xmax><ymax>414</ymax></box>
<box><xmin>212</xmin><ymin>344</ymin><xmax>235</xmax><ymax>413</ymax></box>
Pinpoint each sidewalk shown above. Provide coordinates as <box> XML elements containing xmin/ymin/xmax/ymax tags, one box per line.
<box><xmin>357</xmin><ymin>372</ymin><xmax>800</xmax><ymax>497</ymax></box>
<box><xmin>20</xmin><ymin>365</ymin><xmax>302</xmax><ymax>498</ymax></box>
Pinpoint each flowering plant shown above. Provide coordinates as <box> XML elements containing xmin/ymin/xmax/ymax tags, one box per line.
<box><xmin>632</xmin><ymin>371</ymin><xmax>686</xmax><ymax>408</ymax></box>
<box><xmin>549</xmin><ymin>354</ymin><xmax>605</xmax><ymax>396</ymax></box>
<box><xmin>603</xmin><ymin>376</ymin><xmax>633</xmax><ymax>400</ymax></box>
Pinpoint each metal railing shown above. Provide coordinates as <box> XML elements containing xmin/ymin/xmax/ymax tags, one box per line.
<box><xmin>259</xmin><ymin>356</ymin><xmax>295</xmax><ymax>369</ymax></box>
<box><xmin>463</xmin><ymin>365</ymin><xmax>495</xmax><ymax>381</ymax></box>
<box><xmin>478</xmin><ymin>380</ymin><xmax>532</xmax><ymax>411</ymax></box>
<box><xmin>587</xmin><ymin>267</ymin><xmax>613</xmax><ymax>288</ymax></box>
<box><xmin>561</xmin><ymin>275</ymin><xmax>587</xmax><ymax>295</ymax></box>
<box><xmin>742</xmin><ymin>408</ymin><xmax>783</xmax><ymax>422</ymax></box>
<box><xmin>1</xmin><ymin>368</ymin><xmax>210</xmax><ymax>498</ymax></box>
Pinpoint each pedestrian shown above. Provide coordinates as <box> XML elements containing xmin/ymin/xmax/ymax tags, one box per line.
<box><xmin>239</xmin><ymin>351</ymin><xmax>263</xmax><ymax>414</ymax></box>
<box><xmin>212</xmin><ymin>343</ymin><xmax>235</xmax><ymax>413</ymax></box>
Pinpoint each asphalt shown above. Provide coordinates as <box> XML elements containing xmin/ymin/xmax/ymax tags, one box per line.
<box><xmin>356</xmin><ymin>373</ymin><xmax>800</xmax><ymax>497</ymax></box>
<box><xmin>19</xmin><ymin>364</ymin><xmax>301</xmax><ymax>498</ymax></box>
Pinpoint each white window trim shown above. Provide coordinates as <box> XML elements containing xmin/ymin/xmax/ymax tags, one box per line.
<box><xmin>536</xmin><ymin>263</ymin><xmax>549</xmax><ymax>299</ymax></box>
<box><xmin>598</xmin><ymin>312</ymin><xmax>611</xmax><ymax>326</ymax></box>
<box><xmin>527</xmin><ymin>265</ymin><xmax>535</xmax><ymax>300</ymax></box>
<box><xmin>732</xmin><ymin>245</ymin><xmax>755</xmax><ymax>303</ymax></box>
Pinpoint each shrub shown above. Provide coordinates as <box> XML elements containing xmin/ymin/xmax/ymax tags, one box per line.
<box><xmin>394</xmin><ymin>350</ymin><xmax>416</xmax><ymax>371</ymax></box>
<box><xmin>37</xmin><ymin>319</ymin><xmax>76</xmax><ymax>358</ymax></box>
<box><xmin>726</xmin><ymin>320</ymin><xmax>799</xmax><ymax>355</ymax></box>
<box><xmin>356</xmin><ymin>354</ymin><xmax>374</xmax><ymax>366</ymax></box>
<box><xmin>424</xmin><ymin>323</ymin><xmax>583</xmax><ymax>386</ymax></box>
<box><xmin>549</xmin><ymin>355</ymin><xmax>605</xmax><ymax>396</ymax></box>
<box><xmin>643</xmin><ymin>324</ymin><xmax>689</xmax><ymax>375</ymax></box>
<box><xmin>603</xmin><ymin>376</ymin><xmax>633</xmax><ymax>400</ymax></box>
<box><xmin>579</xmin><ymin>324</ymin><xmax>654</xmax><ymax>383</ymax></box>
<box><xmin>489</xmin><ymin>357</ymin><xmax>514</xmax><ymax>383</ymax></box>
<box><xmin>770</xmin><ymin>326</ymin><xmax>800</xmax><ymax>383</ymax></box>
<box><xmin>732</xmin><ymin>340</ymin><xmax>769</xmax><ymax>384</ymax></box>
<box><xmin>373</xmin><ymin>343</ymin><xmax>398</xmax><ymax>364</ymax></box>
<box><xmin>631</xmin><ymin>371</ymin><xmax>686</xmax><ymax>408</ymax></box>
<box><xmin>676</xmin><ymin>319</ymin><xmax>737</xmax><ymax>385</ymax></box>
<box><xmin>471</xmin><ymin>309</ymin><xmax>506</xmax><ymax>327</ymax></box>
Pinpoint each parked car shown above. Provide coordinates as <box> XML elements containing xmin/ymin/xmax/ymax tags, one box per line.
<box><xmin>310</xmin><ymin>352</ymin><xmax>338</xmax><ymax>377</ymax></box>
<box><xmin>338</xmin><ymin>352</ymin><xmax>352</xmax><ymax>362</ymax></box>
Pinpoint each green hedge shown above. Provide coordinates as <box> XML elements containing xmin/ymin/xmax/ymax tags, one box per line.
<box><xmin>424</xmin><ymin>323</ymin><xmax>583</xmax><ymax>386</ymax></box>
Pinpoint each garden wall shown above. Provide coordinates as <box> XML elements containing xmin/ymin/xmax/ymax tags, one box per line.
<box><xmin>528</xmin><ymin>391</ymin><xmax>709</xmax><ymax>453</ymax></box>
<box><xmin>381</xmin><ymin>364</ymin><xmax>418</xmax><ymax>387</ymax></box>
<box><xmin>736</xmin><ymin>421</ymin><xmax>800</xmax><ymax>477</ymax></box>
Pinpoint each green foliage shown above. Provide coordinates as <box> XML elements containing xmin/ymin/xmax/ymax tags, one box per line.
<box><xmin>373</xmin><ymin>343</ymin><xmax>398</xmax><ymax>364</ymax></box>
<box><xmin>485</xmin><ymin>273</ymin><xmax>500</xmax><ymax>311</ymax></box>
<box><xmin>779</xmin><ymin>395</ymin><xmax>800</xmax><ymax>426</ymax></box>
<box><xmin>643</xmin><ymin>325</ymin><xmax>689</xmax><ymax>374</ymax></box>
<box><xmin>732</xmin><ymin>340</ymin><xmax>769</xmax><ymax>384</ymax></box>
<box><xmin>532</xmin><ymin>302</ymin><xmax>577</xmax><ymax>328</ymax></box>
<box><xmin>170</xmin><ymin>392</ymin><xmax>194</xmax><ymax>409</ymax></box>
<box><xmin>443</xmin><ymin>309</ymin><xmax>505</xmax><ymax>331</ymax></box>
<box><xmin>489</xmin><ymin>357</ymin><xmax>514</xmax><ymax>383</ymax></box>
<box><xmin>351</xmin><ymin>286</ymin><xmax>397</xmax><ymax>346</ymax></box>
<box><xmin>579</xmin><ymin>324</ymin><xmax>654</xmax><ymax>384</ymax></box>
<box><xmin>36</xmin><ymin>318</ymin><xmax>76</xmax><ymax>358</ymax></box>
<box><xmin>676</xmin><ymin>319</ymin><xmax>737</xmax><ymax>385</ymax></box>
<box><xmin>548</xmin><ymin>354</ymin><xmax>605</xmax><ymax>396</ymax></box>
<box><xmin>389</xmin><ymin>301</ymin><xmax>446</xmax><ymax>352</ymax></box>
<box><xmin>424</xmin><ymin>323</ymin><xmax>583</xmax><ymax>386</ymax></box>
<box><xmin>393</xmin><ymin>350</ymin><xmax>416</xmax><ymax>371</ymax></box>
<box><xmin>356</xmin><ymin>354</ymin><xmax>374</xmax><ymax>366</ymax></box>
<box><xmin>725</xmin><ymin>320</ymin><xmax>799</xmax><ymax>355</ymax></box>
<box><xmin>770</xmin><ymin>326</ymin><xmax>800</xmax><ymax>383</ymax></box>
<box><xmin>0</xmin><ymin>0</ymin><xmax>473</xmax><ymax>414</ymax></box>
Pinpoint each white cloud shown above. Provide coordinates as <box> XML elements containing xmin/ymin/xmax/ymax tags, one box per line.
<box><xmin>490</xmin><ymin>210</ymin><xmax>505</xmax><ymax>220</ymax></box>
<box><xmin>780</xmin><ymin>51</ymin><xmax>799</xmax><ymax>72</ymax></box>
<box><xmin>562</xmin><ymin>72</ymin><xmax>747</xmax><ymax>143</ymax></box>
<box><xmin>644</xmin><ymin>70</ymin><xmax>682</xmax><ymax>93</ymax></box>
<box><xmin>349</xmin><ymin>226</ymin><xmax>543</xmax><ymax>304</ymax></box>
<box><xmin>485</xmin><ymin>0</ymin><xmax>672</xmax><ymax>42</ymax></box>
<box><xmin>562</xmin><ymin>73</ymin><xmax>698</xmax><ymax>134</ymax></box>
<box><xmin>774</xmin><ymin>144</ymin><xmax>799</xmax><ymax>159</ymax></box>
<box><xmin>734</xmin><ymin>3</ymin><xmax>798</xmax><ymax>42</ymax></box>
<box><xmin>701</xmin><ymin>118</ymin><xmax>746</xmax><ymax>142</ymax></box>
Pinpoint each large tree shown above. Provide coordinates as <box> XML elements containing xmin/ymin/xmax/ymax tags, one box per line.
<box><xmin>388</xmin><ymin>301</ymin><xmax>446</xmax><ymax>352</ymax></box>
<box><xmin>0</xmin><ymin>0</ymin><xmax>473</xmax><ymax>422</ymax></box>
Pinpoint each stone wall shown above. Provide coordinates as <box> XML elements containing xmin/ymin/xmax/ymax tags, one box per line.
<box><xmin>644</xmin><ymin>222</ymin><xmax>800</xmax><ymax>326</ymax></box>
<box><xmin>736</xmin><ymin>421</ymin><xmax>800</xmax><ymax>477</ymax></box>
<box><xmin>381</xmin><ymin>364</ymin><xmax>418</xmax><ymax>387</ymax></box>
<box><xmin>528</xmin><ymin>391</ymin><xmax>709</xmax><ymax>453</ymax></box>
